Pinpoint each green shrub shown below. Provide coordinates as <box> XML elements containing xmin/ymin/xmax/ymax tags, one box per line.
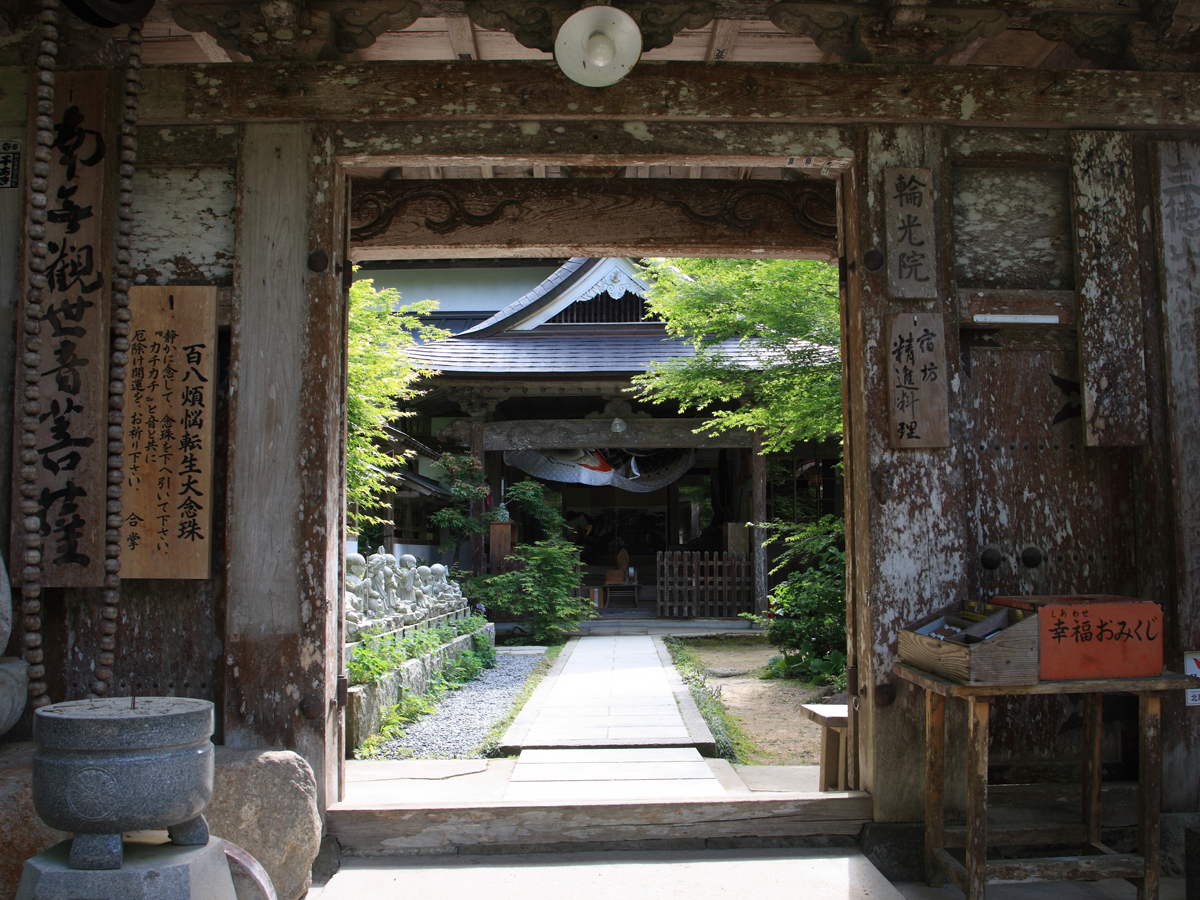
<box><xmin>745</xmin><ymin>515</ymin><xmax>846</xmax><ymax>679</ymax></box>
<box><xmin>470</xmin><ymin>539</ymin><xmax>592</xmax><ymax>642</ymax></box>
<box><xmin>347</xmin><ymin>619</ymin><xmax>489</xmax><ymax>686</ymax></box>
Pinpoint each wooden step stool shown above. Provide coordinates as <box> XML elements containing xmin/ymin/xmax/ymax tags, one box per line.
<box><xmin>800</xmin><ymin>703</ymin><xmax>848</xmax><ymax>791</ymax></box>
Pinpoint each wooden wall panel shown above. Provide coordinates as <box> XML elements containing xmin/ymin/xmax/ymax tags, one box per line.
<box><xmin>1070</xmin><ymin>131</ymin><xmax>1148</xmax><ymax>447</ymax></box>
<box><xmin>952</xmin><ymin>168</ymin><xmax>1074</xmax><ymax>291</ymax></box>
<box><xmin>131</xmin><ymin>168</ymin><xmax>236</xmax><ymax>285</ymax></box>
<box><xmin>961</xmin><ymin>341</ymin><xmax>1136</xmax><ymax>604</ymax></box>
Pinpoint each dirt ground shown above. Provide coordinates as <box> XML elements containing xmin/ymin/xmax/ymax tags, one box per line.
<box><xmin>683</xmin><ymin>635</ymin><xmax>829</xmax><ymax>765</ymax></box>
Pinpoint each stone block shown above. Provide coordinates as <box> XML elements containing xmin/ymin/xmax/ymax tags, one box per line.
<box><xmin>15</xmin><ymin>838</ymin><xmax>236</xmax><ymax>900</ymax></box>
<box><xmin>0</xmin><ymin>743</ymin><xmax>70</xmax><ymax>900</ymax></box>
<box><xmin>204</xmin><ymin>748</ymin><xmax>321</xmax><ymax>900</ymax></box>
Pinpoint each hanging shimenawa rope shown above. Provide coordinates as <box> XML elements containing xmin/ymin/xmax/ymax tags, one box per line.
<box><xmin>21</xmin><ymin>1</ymin><xmax>143</xmax><ymax>703</ymax></box>
<box><xmin>95</xmin><ymin>19</ymin><xmax>142</xmax><ymax>697</ymax></box>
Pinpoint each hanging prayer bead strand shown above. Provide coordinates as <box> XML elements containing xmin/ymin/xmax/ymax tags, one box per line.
<box><xmin>93</xmin><ymin>21</ymin><xmax>142</xmax><ymax>697</ymax></box>
<box><xmin>20</xmin><ymin>0</ymin><xmax>61</xmax><ymax>710</ymax></box>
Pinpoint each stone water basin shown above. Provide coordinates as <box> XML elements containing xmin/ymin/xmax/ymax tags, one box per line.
<box><xmin>32</xmin><ymin>697</ymin><xmax>214</xmax><ymax>837</ymax></box>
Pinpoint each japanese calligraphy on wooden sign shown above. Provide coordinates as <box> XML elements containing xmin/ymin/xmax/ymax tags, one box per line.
<box><xmin>885</xmin><ymin>167</ymin><xmax>937</xmax><ymax>299</ymax></box>
<box><xmin>886</xmin><ymin>313</ymin><xmax>950</xmax><ymax>448</ymax></box>
<box><xmin>1039</xmin><ymin>601</ymin><xmax>1163</xmax><ymax>680</ymax></box>
<box><xmin>9</xmin><ymin>72</ymin><xmax>112</xmax><ymax>587</ymax></box>
<box><xmin>122</xmin><ymin>286</ymin><xmax>217</xmax><ymax>579</ymax></box>
<box><xmin>0</xmin><ymin>140</ymin><xmax>20</xmax><ymax>188</ymax></box>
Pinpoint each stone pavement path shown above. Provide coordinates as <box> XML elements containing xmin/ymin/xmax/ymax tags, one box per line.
<box><xmin>494</xmin><ymin>634</ymin><xmax>727</xmax><ymax>800</ymax></box>
<box><xmin>519</xmin><ymin>635</ymin><xmax>691</xmax><ymax>748</ymax></box>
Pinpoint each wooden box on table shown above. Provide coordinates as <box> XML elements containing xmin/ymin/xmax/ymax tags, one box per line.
<box><xmin>990</xmin><ymin>594</ymin><xmax>1163</xmax><ymax>681</ymax></box>
<box><xmin>898</xmin><ymin>602</ymin><xmax>1039</xmax><ymax>685</ymax></box>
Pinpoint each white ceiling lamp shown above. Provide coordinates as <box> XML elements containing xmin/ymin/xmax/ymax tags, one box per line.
<box><xmin>555</xmin><ymin>6</ymin><xmax>642</xmax><ymax>88</ymax></box>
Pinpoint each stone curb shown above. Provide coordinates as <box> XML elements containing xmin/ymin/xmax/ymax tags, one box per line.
<box><xmin>654</xmin><ymin>634</ymin><xmax>718</xmax><ymax>757</ymax></box>
<box><xmin>496</xmin><ymin>637</ymin><xmax>579</xmax><ymax>753</ymax></box>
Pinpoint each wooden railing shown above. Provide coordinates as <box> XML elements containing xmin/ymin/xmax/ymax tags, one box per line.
<box><xmin>656</xmin><ymin>551</ymin><xmax>753</xmax><ymax>618</ymax></box>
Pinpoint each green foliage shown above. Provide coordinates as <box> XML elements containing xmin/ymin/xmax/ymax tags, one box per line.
<box><xmin>429</xmin><ymin>453</ymin><xmax>496</xmax><ymax>543</ymax></box>
<box><xmin>629</xmin><ymin>258</ymin><xmax>842</xmax><ymax>454</ymax></box>
<box><xmin>347</xmin><ymin>278</ymin><xmax>448</xmax><ymax>521</ymax></box>
<box><xmin>744</xmin><ymin>515</ymin><xmax>847</xmax><ymax>679</ymax></box>
<box><xmin>470</xmin><ymin>540</ymin><xmax>592</xmax><ymax>643</ymax></box>
<box><xmin>347</xmin><ymin>619</ymin><xmax>488</xmax><ymax>686</ymax></box>
<box><xmin>663</xmin><ymin>637</ymin><xmax>755</xmax><ymax>762</ymax></box>
<box><xmin>465</xmin><ymin>479</ymin><xmax>593</xmax><ymax>642</ymax></box>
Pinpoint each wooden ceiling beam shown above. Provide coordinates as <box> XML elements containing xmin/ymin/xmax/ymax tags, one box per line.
<box><xmin>134</xmin><ymin>61</ymin><xmax>1200</xmax><ymax>129</ymax></box>
<box><xmin>348</xmin><ymin>176</ymin><xmax>839</xmax><ymax>260</ymax></box>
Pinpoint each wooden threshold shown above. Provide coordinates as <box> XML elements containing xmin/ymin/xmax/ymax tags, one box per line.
<box><xmin>932</xmin><ymin>846</ymin><xmax>1146</xmax><ymax>887</ymax></box>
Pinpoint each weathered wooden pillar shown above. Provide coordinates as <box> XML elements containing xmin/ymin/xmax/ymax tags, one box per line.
<box><xmin>225</xmin><ymin>123</ymin><xmax>345</xmax><ymax>814</ymax></box>
<box><xmin>845</xmin><ymin>125</ymin><xmax>969</xmax><ymax>821</ymax></box>
<box><xmin>751</xmin><ymin>434</ymin><xmax>767</xmax><ymax>614</ymax></box>
<box><xmin>1152</xmin><ymin>141</ymin><xmax>1200</xmax><ymax>807</ymax></box>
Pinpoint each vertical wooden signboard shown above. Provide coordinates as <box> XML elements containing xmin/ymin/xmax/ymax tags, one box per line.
<box><xmin>10</xmin><ymin>72</ymin><xmax>112</xmax><ymax>587</ymax></box>
<box><xmin>885</xmin><ymin>167</ymin><xmax>937</xmax><ymax>300</ymax></box>
<box><xmin>122</xmin><ymin>286</ymin><xmax>217</xmax><ymax>578</ymax></box>
<box><xmin>887</xmin><ymin>313</ymin><xmax>950</xmax><ymax>448</ymax></box>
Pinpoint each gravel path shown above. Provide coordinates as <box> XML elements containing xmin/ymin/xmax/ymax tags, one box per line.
<box><xmin>376</xmin><ymin>654</ymin><xmax>543</xmax><ymax>759</ymax></box>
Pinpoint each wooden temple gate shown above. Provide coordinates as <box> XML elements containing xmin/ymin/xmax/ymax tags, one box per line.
<box><xmin>0</xmin><ymin>8</ymin><xmax>1198</xmax><ymax>849</ymax></box>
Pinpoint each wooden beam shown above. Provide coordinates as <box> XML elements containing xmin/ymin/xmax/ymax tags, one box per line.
<box><xmin>134</xmin><ymin>61</ymin><xmax>1200</xmax><ymax>129</ymax></box>
<box><xmin>438</xmin><ymin>418</ymin><xmax>755</xmax><ymax>450</ymax></box>
<box><xmin>751</xmin><ymin>434</ymin><xmax>768</xmax><ymax>614</ymax></box>
<box><xmin>350</xmin><ymin>176</ymin><xmax>838</xmax><ymax>260</ymax></box>
<box><xmin>706</xmin><ymin>19</ymin><xmax>741</xmax><ymax>61</ymax></box>
<box><xmin>446</xmin><ymin>16</ymin><xmax>479</xmax><ymax>60</ymax></box>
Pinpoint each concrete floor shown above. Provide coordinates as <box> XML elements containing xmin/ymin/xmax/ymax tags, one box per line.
<box><xmin>313</xmin><ymin>848</ymin><xmax>905</xmax><ymax>900</ymax></box>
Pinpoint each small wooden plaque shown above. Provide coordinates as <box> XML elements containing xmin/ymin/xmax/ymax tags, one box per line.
<box><xmin>886</xmin><ymin>313</ymin><xmax>950</xmax><ymax>448</ymax></box>
<box><xmin>121</xmin><ymin>286</ymin><xmax>218</xmax><ymax>579</ymax></box>
<box><xmin>885</xmin><ymin>166</ymin><xmax>937</xmax><ymax>299</ymax></box>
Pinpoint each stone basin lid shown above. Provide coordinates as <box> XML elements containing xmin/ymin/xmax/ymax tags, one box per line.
<box><xmin>34</xmin><ymin>697</ymin><xmax>213</xmax><ymax>750</ymax></box>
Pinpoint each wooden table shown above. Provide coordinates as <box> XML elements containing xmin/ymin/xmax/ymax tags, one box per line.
<box><xmin>894</xmin><ymin>662</ymin><xmax>1199</xmax><ymax>900</ymax></box>
<box><xmin>800</xmin><ymin>703</ymin><xmax>848</xmax><ymax>791</ymax></box>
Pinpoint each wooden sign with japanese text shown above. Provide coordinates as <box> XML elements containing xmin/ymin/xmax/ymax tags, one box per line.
<box><xmin>885</xmin><ymin>167</ymin><xmax>938</xmax><ymax>299</ymax></box>
<box><xmin>1039</xmin><ymin>600</ymin><xmax>1163</xmax><ymax>680</ymax></box>
<box><xmin>121</xmin><ymin>286</ymin><xmax>217</xmax><ymax>579</ymax></box>
<box><xmin>886</xmin><ymin>313</ymin><xmax>950</xmax><ymax>448</ymax></box>
<box><xmin>10</xmin><ymin>71</ymin><xmax>113</xmax><ymax>587</ymax></box>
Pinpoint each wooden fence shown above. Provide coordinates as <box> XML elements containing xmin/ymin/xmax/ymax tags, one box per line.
<box><xmin>656</xmin><ymin>551</ymin><xmax>754</xmax><ymax>618</ymax></box>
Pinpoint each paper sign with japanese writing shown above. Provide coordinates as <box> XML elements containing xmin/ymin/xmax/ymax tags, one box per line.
<box><xmin>9</xmin><ymin>71</ymin><xmax>112</xmax><ymax>587</ymax></box>
<box><xmin>122</xmin><ymin>286</ymin><xmax>217</xmax><ymax>579</ymax></box>
<box><xmin>1039</xmin><ymin>601</ymin><xmax>1163</xmax><ymax>680</ymax></box>
<box><xmin>886</xmin><ymin>313</ymin><xmax>950</xmax><ymax>448</ymax></box>
<box><xmin>885</xmin><ymin>167</ymin><xmax>937</xmax><ymax>299</ymax></box>
<box><xmin>1185</xmin><ymin>653</ymin><xmax>1200</xmax><ymax>707</ymax></box>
